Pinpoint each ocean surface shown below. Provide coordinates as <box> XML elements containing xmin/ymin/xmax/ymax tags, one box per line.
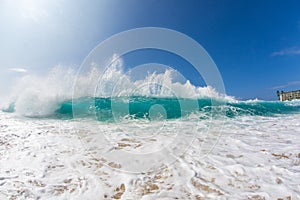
<box><xmin>4</xmin><ymin>95</ymin><xmax>300</xmax><ymax>120</ymax></box>
<box><xmin>0</xmin><ymin>66</ymin><xmax>300</xmax><ymax>199</ymax></box>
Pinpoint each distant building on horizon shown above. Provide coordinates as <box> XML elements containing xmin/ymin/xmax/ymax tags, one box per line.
<box><xmin>277</xmin><ymin>90</ymin><xmax>300</xmax><ymax>101</ymax></box>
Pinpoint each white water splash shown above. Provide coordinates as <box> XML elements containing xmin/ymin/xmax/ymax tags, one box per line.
<box><xmin>3</xmin><ymin>55</ymin><xmax>233</xmax><ymax>117</ymax></box>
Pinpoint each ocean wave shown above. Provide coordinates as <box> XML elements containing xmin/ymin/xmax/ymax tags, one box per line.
<box><xmin>3</xmin><ymin>96</ymin><xmax>300</xmax><ymax>121</ymax></box>
<box><xmin>2</xmin><ymin>56</ymin><xmax>300</xmax><ymax>119</ymax></box>
<box><xmin>1</xmin><ymin>55</ymin><xmax>231</xmax><ymax>117</ymax></box>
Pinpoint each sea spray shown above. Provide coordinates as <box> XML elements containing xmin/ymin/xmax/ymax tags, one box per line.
<box><xmin>2</xmin><ymin>56</ymin><xmax>300</xmax><ymax>119</ymax></box>
<box><xmin>3</xmin><ymin>57</ymin><xmax>232</xmax><ymax>118</ymax></box>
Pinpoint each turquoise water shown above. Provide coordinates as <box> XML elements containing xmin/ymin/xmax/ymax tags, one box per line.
<box><xmin>4</xmin><ymin>97</ymin><xmax>300</xmax><ymax>121</ymax></box>
<box><xmin>54</xmin><ymin>97</ymin><xmax>300</xmax><ymax>121</ymax></box>
<box><xmin>4</xmin><ymin>65</ymin><xmax>300</xmax><ymax>121</ymax></box>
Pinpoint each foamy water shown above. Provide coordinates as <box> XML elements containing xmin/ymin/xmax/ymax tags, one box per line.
<box><xmin>0</xmin><ymin>111</ymin><xmax>299</xmax><ymax>199</ymax></box>
<box><xmin>1</xmin><ymin>61</ymin><xmax>300</xmax><ymax>199</ymax></box>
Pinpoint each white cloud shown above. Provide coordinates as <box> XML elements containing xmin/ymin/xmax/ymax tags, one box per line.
<box><xmin>9</xmin><ymin>68</ymin><xmax>28</xmax><ymax>73</ymax></box>
<box><xmin>3</xmin><ymin>0</ymin><xmax>51</xmax><ymax>23</ymax></box>
<box><xmin>272</xmin><ymin>48</ymin><xmax>300</xmax><ymax>56</ymax></box>
<box><xmin>19</xmin><ymin>0</ymin><xmax>49</xmax><ymax>22</ymax></box>
<box><xmin>271</xmin><ymin>81</ymin><xmax>300</xmax><ymax>90</ymax></box>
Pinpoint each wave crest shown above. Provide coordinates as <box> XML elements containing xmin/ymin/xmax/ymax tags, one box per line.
<box><xmin>3</xmin><ymin>56</ymin><xmax>231</xmax><ymax>117</ymax></box>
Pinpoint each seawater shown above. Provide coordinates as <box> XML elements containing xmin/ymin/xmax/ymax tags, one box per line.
<box><xmin>4</xmin><ymin>96</ymin><xmax>300</xmax><ymax>121</ymax></box>
<box><xmin>1</xmin><ymin>63</ymin><xmax>300</xmax><ymax>199</ymax></box>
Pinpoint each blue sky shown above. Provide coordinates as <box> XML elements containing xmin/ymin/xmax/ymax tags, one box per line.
<box><xmin>1</xmin><ymin>0</ymin><xmax>300</xmax><ymax>100</ymax></box>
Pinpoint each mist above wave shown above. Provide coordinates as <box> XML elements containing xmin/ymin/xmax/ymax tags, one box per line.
<box><xmin>3</xmin><ymin>56</ymin><xmax>231</xmax><ymax>117</ymax></box>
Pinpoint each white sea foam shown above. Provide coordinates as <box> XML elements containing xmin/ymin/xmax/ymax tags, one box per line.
<box><xmin>0</xmin><ymin>111</ymin><xmax>299</xmax><ymax>199</ymax></box>
<box><xmin>4</xmin><ymin>56</ymin><xmax>233</xmax><ymax>117</ymax></box>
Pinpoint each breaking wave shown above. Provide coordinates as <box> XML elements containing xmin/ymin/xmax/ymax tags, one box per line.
<box><xmin>2</xmin><ymin>56</ymin><xmax>300</xmax><ymax>120</ymax></box>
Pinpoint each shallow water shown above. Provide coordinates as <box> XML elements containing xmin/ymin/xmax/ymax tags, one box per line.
<box><xmin>2</xmin><ymin>49</ymin><xmax>300</xmax><ymax>199</ymax></box>
<box><xmin>0</xmin><ymin>110</ymin><xmax>299</xmax><ymax>199</ymax></box>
